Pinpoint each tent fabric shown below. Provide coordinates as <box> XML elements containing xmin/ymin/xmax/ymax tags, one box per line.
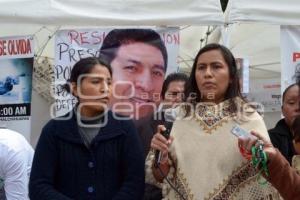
<box><xmin>227</xmin><ymin>23</ymin><xmax>281</xmax><ymax>79</ymax></box>
<box><xmin>227</xmin><ymin>0</ymin><xmax>300</xmax><ymax>25</ymax></box>
<box><xmin>0</xmin><ymin>0</ymin><xmax>224</xmax><ymax>25</ymax></box>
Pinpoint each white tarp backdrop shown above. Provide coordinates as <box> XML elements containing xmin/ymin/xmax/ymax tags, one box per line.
<box><xmin>226</xmin><ymin>24</ymin><xmax>281</xmax><ymax>80</ymax></box>
<box><xmin>227</xmin><ymin>0</ymin><xmax>300</xmax><ymax>24</ymax></box>
<box><xmin>0</xmin><ymin>0</ymin><xmax>224</xmax><ymax>26</ymax></box>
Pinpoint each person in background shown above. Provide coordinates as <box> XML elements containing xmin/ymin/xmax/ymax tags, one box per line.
<box><xmin>236</xmin><ymin>72</ymin><xmax>300</xmax><ymax>200</ymax></box>
<box><xmin>0</xmin><ymin>128</ymin><xmax>34</xmax><ymax>200</ymax></box>
<box><xmin>142</xmin><ymin>72</ymin><xmax>189</xmax><ymax>156</ymax></box>
<box><xmin>99</xmin><ymin>28</ymin><xmax>168</xmax><ymax>120</ymax></box>
<box><xmin>146</xmin><ymin>43</ymin><xmax>280</xmax><ymax>199</ymax></box>
<box><xmin>143</xmin><ymin>72</ymin><xmax>188</xmax><ymax>200</ymax></box>
<box><xmin>269</xmin><ymin>83</ymin><xmax>300</xmax><ymax>164</ymax></box>
<box><xmin>158</xmin><ymin>72</ymin><xmax>188</xmax><ymax>112</ymax></box>
<box><xmin>29</xmin><ymin>57</ymin><xmax>145</xmax><ymax>200</ymax></box>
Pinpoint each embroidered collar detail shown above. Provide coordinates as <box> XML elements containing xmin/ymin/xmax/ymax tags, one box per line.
<box><xmin>194</xmin><ymin>99</ymin><xmax>235</xmax><ymax>134</ymax></box>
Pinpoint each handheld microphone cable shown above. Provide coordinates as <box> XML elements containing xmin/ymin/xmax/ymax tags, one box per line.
<box><xmin>154</xmin><ymin>121</ymin><xmax>173</xmax><ymax>166</ymax></box>
<box><xmin>156</xmin><ymin>164</ymin><xmax>187</xmax><ymax>200</ymax></box>
<box><xmin>154</xmin><ymin>121</ymin><xmax>187</xmax><ymax>200</ymax></box>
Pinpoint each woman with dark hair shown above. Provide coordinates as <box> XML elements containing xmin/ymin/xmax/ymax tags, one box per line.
<box><xmin>237</xmin><ymin>65</ymin><xmax>300</xmax><ymax>200</ymax></box>
<box><xmin>269</xmin><ymin>83</ymin><xmax>300</xmax><ymax>164</ymax></box>
<box><xmin>146</xmin><ymin>44</ymin><xmax>280</xmax><ymax>199</ymax></box>
<box><xmin>29</xmin><ymin>57</ymin><xmax>145</xmax><ymax>200</ymax></box>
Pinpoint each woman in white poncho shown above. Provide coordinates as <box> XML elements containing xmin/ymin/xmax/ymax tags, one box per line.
<box><xmin>146</xmin><ymin>43</ymin><xmax>281</xmax><ymax>200</ymax></box>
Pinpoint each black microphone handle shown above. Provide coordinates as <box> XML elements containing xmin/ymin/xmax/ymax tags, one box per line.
<box><xmin>154</xmin><ymin>122</ymin><xmax>172</xmax><ymax>167</ymax></box>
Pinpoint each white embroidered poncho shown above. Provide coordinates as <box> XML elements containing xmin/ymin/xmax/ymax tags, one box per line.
<box><xmin>146</xmin><ymin>98</ymin><xmax>281</xmax><ymax>200</ymax></box>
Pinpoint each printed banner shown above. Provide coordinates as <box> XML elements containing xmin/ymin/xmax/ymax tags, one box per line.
<box><xmin>247</xmin><ymin>78</ymin><xmax>281</xmax><ymax>113</ymax></box>
<box><xmin>0</xmin><ymin>35</ymin><xmax>34</xmax><ymax>140</ymax></box>
<box><xmin>54</xmin><ymin>27</ymin><xmax>180</xmax><ymax>118</ymax></box>
<box><xmin>280</xmin><ymin>25</ymin><xmax>300</xmax><ymax>93</ymax></box>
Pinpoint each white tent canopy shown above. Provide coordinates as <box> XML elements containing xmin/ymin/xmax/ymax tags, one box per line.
<box><xmin>0</xmin><ymin>0</ymin><xmax>225</xmax><ymax>66</ymax></box>
<box><xmin>0</xmin><ymin>0</ymin><xmax>299</xmax><ymax>70</ymax></box>
<box><xmin>0</xmin><ymin>0</ymin><xmax>224</xmax><ymax>25</ymax></box>
<box><xmin>227</xmin><ymin>23</ymin><xmax>281</xmax><ymax>79</ymax></box>
<box><xmin>227</xmin><ymin>0</ymin><xmax>300</xmax><ymax>25</ymax></box>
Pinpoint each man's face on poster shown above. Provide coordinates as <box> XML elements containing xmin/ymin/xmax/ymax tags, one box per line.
<box><xmin>110</xmin><ymin>42</ymin><xmax>165</xmax><ymax>119</ymax></box>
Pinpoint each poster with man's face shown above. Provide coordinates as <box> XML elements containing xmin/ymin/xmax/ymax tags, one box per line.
<box><xmin>54</xmin><ymin>27</ymin><xmax>179</xmax><ymax>119</ymax></box>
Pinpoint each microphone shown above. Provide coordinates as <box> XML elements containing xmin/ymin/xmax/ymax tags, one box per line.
<box><xmin>154</xmin><ymin>121</ymin><xmax>173</xmax><ymax>167</ymax></box>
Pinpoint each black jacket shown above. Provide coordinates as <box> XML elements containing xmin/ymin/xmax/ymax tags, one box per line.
<box><xmin>29</xmin><ymin>111</ymin><xmax>145</xmax><ymax>200</ymax></box>
<box><xmin>268</xmin><ymin>119</ymin><xmax>296</xmax><ymax>164</ymax></box>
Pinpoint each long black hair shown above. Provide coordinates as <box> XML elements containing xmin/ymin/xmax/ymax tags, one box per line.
<box><xmin>161</xmin><ymin>72</ymin><xmax>188</xmax><ymax>99</ymax></box>
<box><xmin>282</xmin><ymin>83</ymin><xmax>298</xmax><ymax>104</ymax></box>
<box><xmin>184</xmin><ymin>43</ymin><xmax>243</xmax><ymax>116</ymax></box>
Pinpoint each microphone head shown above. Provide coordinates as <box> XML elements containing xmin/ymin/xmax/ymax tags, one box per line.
<box><xmin>164</xmin><ymin>108</ymin><xmax>177</xmax><ymax>122</ymax></box>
